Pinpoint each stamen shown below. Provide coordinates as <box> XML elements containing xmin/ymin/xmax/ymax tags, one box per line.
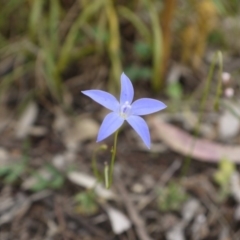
<box><xmin>120</xmin><ymin>101</ymin><xmax>131</xmax><ymax>119</ymax></box>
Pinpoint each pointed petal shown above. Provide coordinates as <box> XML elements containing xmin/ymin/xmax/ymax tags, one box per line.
<box><xmin>97</xmin><ymin>112</ymin><xmax>124</xmax><ymax>142</ymax></box>
<box><xmin>126</xmin><ymin>115</ymin><xmax>150</xmax><ymax>148</ymax></box>
<box><xmin>120</xmin><ymin>73</ymin><xmax>134</xmax><ymax>104</ymax></box>
<box><xmin>82</xmin><ymin>90</ymin><xmax>119</xmax><ymax>111</ymax></box>
<box><xmin>131</xmin><ymin>98</ymin><xmax>167</xmax><ymax>116</ymax></box>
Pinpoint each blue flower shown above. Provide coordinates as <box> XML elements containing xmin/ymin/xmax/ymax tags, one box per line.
<box><xmin>82</xmin><ymin>73</ymin><xmax>166</xmax><ymax>149</ymax></box>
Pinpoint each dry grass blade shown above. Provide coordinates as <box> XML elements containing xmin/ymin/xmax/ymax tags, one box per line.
<box><xmin>117</xmin><ymin>6</ymin><xmax>151</xmax><ymax>43</ymax></box>
<box><xmin>59</xmin><ymin>0</ymin><xmax>80</xmax><ymax>38</ymax></box>
<box><xmin>49</xmin><ymin>0</ymin><xmax>60</xmax><ymax>55</ymax></box>
<box><xmin>105</xmin><ymin>0</ymin><xmax>122</xmax><ymax>93</ymax></box>
<box><xmin>142</xmin><ymin>0</ymin><xmax>163</xmax><ymax>91</ymax></box>
<box><xmin>57</xmin><ymin>0</ymin><xmax>105</xmax><ymax>72</ymax></box>
<box><xmin>42</xmin><ymin>47</ymin><xmax>62</xmax><ymax>102</ymax></box>
<box><xmin>28</xmin><ymin>0</ymin><xmax>44</xmax><ymax>38</ymax></box>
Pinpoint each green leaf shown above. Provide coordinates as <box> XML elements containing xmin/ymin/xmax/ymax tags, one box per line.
<box><xmin>125</xmin><ymin>65</ymin><xmax>151</xmax><ymax>82</ymax></box>
<box><xmin>74</xmin><ymin>190</ymin><xmax>98</xmax><ymax>215</ymax></box>
<box><xmin>134</xmin><ymin>41</ymin><xmax>151</xmax><ymax>59</ymax></box>
<box><xmin>214</xmin><ymin>158</ymin><xmax>235</xmax><ymax>201</ymax></box>
<box><xmin>30</xmin><ymin>164</ymin><xmax>65</xmax><ymax>192</ymax></box>
<box><xmin>4</xmin><ymin>163</ymin><xmax>25</xmax><ymax>183</ymax></box>
<box><xmin>214</xmin><ymin>158</ymin><xmax>235</xmax><ymax>186</ymax></box>
<box><xmin>166</xmin><ymin>82</ymin><xmax>183</xmax><ymax>100</ymax></box>
<box><xmin>0</xmin><ymin>166</ymin><xmax>12</xmax><ymax>176</ymax></box>
<box><xmin>157</xmin><ymin>181</ymin><xmax>188</xmax><ymax>212</ymax></box>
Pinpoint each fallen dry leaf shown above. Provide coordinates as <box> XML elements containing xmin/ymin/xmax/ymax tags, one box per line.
<box><xmin>63</xmin><ymin>117</ymin><xmax>99</xmax><ymax>151</ymax></box>
<box><xmin>28</xmin><ymin>126</ymin><xmax>47</xmax><ymax>136</ymax></box>
<box><xmin>16</xmin><ymin>102</ymin><xmax>38</xmax><ymax>139</ymax></box>
<box><xmin>182</xmin><ymin>198</ymin><xmax>201</xmax><ymax>223</ymax></box>
<box><xmin>71</xmin><ymin>117</ymin><xmax>99</xmax><ymax>142</ymax></box>
<box><xmin>105</xmin><ymin>206</ymin><xmax>131</xmax><ymax>234</ymax></box>
<box><xmin>52</xmin><ymin>151</ymin><xmax>76</xmax><ymax>171</ymax></box>
<box><xmin>147</xmin><ymin>115</ymin><xmax>240</xmax><ymax>163</ymax></box>
<box><xmin>53</xmin><ymin>110</ymin><xmax>99</xmax><ymax>151</ymax></box>
<box><xmin>166</xmin><ymin>222</ymin><xmax>185</xmax><ymax>240</ymax></box>
<box><xmin>67</xmin><ymin>171</ymin><xmax>116</xmax><ymax>200</ymax></box>
<box><xmin>53</xmin><ymin>108</ymin><xmax>69</xmax><ymax>133</ymax></box>
<box><xmin>191</xmin><ymin>214</ymin><xmax>208</xmax><ymax>240</ymax></box>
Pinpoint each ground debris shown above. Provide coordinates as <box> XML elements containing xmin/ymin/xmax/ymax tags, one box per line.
<box><xmin>16</xmin><ymin>101</ymin><xmax>38</xmax><ymax>139</ymax></box>
<box><xmin>148</xmin><ymin>115</ymin><xmax>240</xmax><ymax>163</ymax></box>
<box><xmin>105</xmin><ymin>205</ymin><xmax>132</xmax><ymax>234</ymax></box>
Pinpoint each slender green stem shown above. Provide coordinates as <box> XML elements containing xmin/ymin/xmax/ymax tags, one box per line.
<box><xmin>92</xmin><ymin>130</ymin><xmax>119</xmax><ymax>189</ymax></box>
<box><xmin>104</xmin><ymin>162</ymin><xmax>109</xmax><ymax>189</ymax></box>
<box><xmin>181</xmin><ymin>51</ymin><xmax>223</xmax><ymax>176</ymax></box>
<box><xmin>109</xmin><ymin>130</ymin><xmax>119</xmax><ymax>187</ymax></box>
<box><xmin>213</xmin><ymin>51</ymin><xmax>223</xmax><ymax>110</ymax></box>
<box><xmin>91</xmin><ymin>144</ymin><xmax>108</xmax><ymax>182</ymax></box>
<box><xmin>91</xmin><ymin>149</ymin><xmax>102</xmax><ymax>182</ymax></box>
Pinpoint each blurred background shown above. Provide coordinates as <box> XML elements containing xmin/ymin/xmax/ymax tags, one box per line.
<box><xmin>0</xmin><ymin>0</ymin><xmax>240</xmax><ymax>239</ymax></box>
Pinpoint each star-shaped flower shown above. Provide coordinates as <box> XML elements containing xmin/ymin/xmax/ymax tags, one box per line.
<box><xmin>82</xmin><ymin>73</ymin><xmax>166</xmax><ymax>148</ymax></box>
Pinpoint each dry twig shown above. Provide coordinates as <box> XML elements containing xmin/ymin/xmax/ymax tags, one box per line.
<box><xmin>117</xmin><ymin>181</ymin><xmax>153</xmax><ymax>240</ymax></box>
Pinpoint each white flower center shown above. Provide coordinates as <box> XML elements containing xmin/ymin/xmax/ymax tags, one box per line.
<box><xmin>120</xmin><ymin>101</ymin><xmax>131</xmax><ymax>119</ymax></box>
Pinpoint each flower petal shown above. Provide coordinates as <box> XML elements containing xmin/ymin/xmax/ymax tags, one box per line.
<box><xmin>97</xmin><ymin>112</ymin><xmax>124</xmax><ymax>142</ymax></box>
<box><xmin>126</xmin><ymin>115</ymin><xmax>150</xmax><ymax>148</ymax></box>
<box><xmin>131</xmin><ymin>98</ymin><xmax>166</xmax><ymax>116</ymax></box>
<box><xmin>120</xmin><ymin>73</ymin><xmax>134</xmax><ymax>104</ymax></box>
<box><xmin>82</xmin><ymin>90</ymin><xmax>119</xmax><ymax>111</ymax></box>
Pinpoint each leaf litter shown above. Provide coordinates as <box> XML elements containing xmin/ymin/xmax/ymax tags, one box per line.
<box><xmin>1</xmin><ymin>102</ymin><xmax>240</xmax><ymax>239</ymax></box>
<box><xmin>1</xmin><ymin>33</ymin><xmax>240</xmax><ymax>240</ymax></box>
